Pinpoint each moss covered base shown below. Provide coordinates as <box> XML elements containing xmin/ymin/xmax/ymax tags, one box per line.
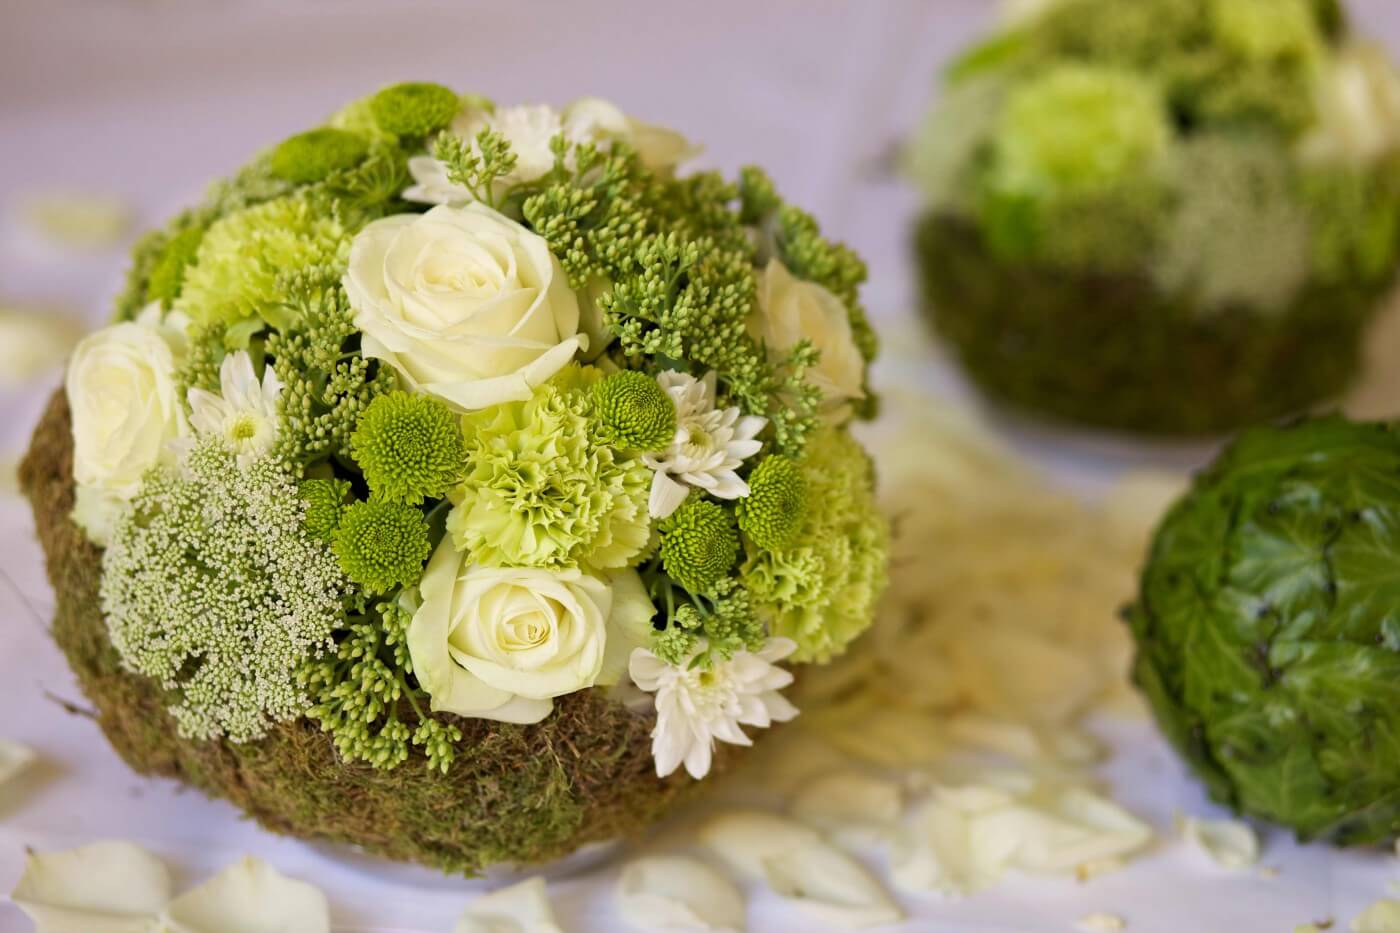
<box><xmin>915</xmin><ymin>213</ymin><xmax>1389</xmax><ymax>436</ymax></box>
<box><xmin>19</xmin><ymin>391</ymin><xmax>699</xmax><ymax>875</ymax></box>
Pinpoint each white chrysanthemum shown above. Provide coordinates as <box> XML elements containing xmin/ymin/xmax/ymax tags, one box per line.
<box><xmin>642</xmin><ymin>370</ymin><xmax>766</xmax><ymax>519</ymax></box>
<box><xmin>187</xmin><ymin>350</ymin><xmax>282</xmax><ymax>465</ymax></box>
<box><xmin>629</xmin><ymin>637</ymin><xmax>798</xmax><ymax>780</ymax></box>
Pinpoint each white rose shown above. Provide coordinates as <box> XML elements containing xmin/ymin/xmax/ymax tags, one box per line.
<box><xmin>405</xmin><ymin>98</ymin><xmax>697</xmax><ymax>206</ymax></box>
<box><xmin>750</xmin><ymin>260</ymin><xmax>866</xmax><ymax>416</ymax></box>
<box><xmin>66</xmin><ymin>304</ymin><xmax>188</xmax><ymax>544</ymax></box>
<box><xmin>407</xmin><ymin>539</ymin><xmax>656</xmax><ymax>724</ymax></box>
<box><xmin>1301</xmin><ymin>43</ymin><xmax>1400</xmax><ymax>165</ymax></box>
<box><xmin>343</xmin><ymin>203</ymin><xmax>586</xmax><ymax>412</ymax></box>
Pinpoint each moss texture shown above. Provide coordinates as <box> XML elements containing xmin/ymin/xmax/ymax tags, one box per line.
<box><xmin>915</xmin><ymin>212</ymin><xmax>1390</xmax><ymax>436</ymax></box>
<box><xmin>20</xmin><ymin>390</ymin><xmax>700</xmax><ymax>875</ymax></box>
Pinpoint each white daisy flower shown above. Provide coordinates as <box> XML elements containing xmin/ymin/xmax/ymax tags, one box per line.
<box><xmin>629</xmin><ymin>638</ymin><xmax>799</xmax><ymax>780</ymax></box>
<box><xmin>187</xmin><ymin>351</ymin><xmax>282</xmax><ymax>465</ymax></box>
<box><xmin>642</xmin><ymin>370</ymin><xmax>766</xmax><ymax>519</ymax></box>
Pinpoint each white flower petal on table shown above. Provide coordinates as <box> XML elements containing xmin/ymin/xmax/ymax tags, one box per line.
<box><xmin>0</xmin><ymin>738</ymin><xmax>36</xmax><ymax>787</ymax></box>
<box><xmin>1354</xmin><ymin>899</ymin><xmax>1400</xmax><ymax>933</ymax></box>
<box><xmin>890</xmin><ymin>794</ymin><xmax>1012</xmax><ymax>898</ymax></box>
<box><xmin>789</xmin><ymin>772</ymin><xmax>903</xmax><ymax>847</ymax></box>
<box><xmin>699</xmin><ymin>811</ymin><xmax>901</xmax><ymax>929</ymax></box>
<box><xmin>1178</xmin><ymin>816</ymin><xmax>1260</xmax><ymax>870</ymax></box>
<box><xmin>1078</xmin><ymin>913</ymin><xmax>1127</xmax><ymax>932</ymax></box>
<box><xmin>982</xmin><ymin>786</ymin><xmax>1154</xmax><ymax>875</ymax></box>
<box><xmin>158</xmin><ymin>856</ymin><xmax>328</xmax><ymax>933</ymax></box>
<box><xmin>11</xmin><ymin>840</ymin><xmax>172</xmax><ymax>933</ymax></box>
<box><xmin>455</xmin><ymin>877</ymin><xmax>563</xmax><ymax>933</ymax></box>
<box><xmin>617</xmin><ymin>855</ymin><xmax>745</xmax><ymax>932</ymax></box>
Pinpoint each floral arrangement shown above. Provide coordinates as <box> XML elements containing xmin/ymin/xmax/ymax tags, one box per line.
<box><xmin>905</xmin><ymin>0</ymin><xmax>1400</xmax><ymax>435</ymax></box>
<box><xmin>28</xmin><ymin>82</ymin><xmax>886</xmax><ymax>871</ymax></box>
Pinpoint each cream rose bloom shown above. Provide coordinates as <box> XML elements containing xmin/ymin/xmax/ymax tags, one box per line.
<box><xmin>343</xmin><ymin>203</ymin><xmax>586</xmax><ymax>412</ymax></box>
<box><xmin>67</xmin><ymin>305</ymin><xmax>188</xmax><ymax>545</ymax></box>
<box><xmin>750</xmin><ymin>260</ymin><xmax>865</xmax><ymax>416</ymax></box>
<box><xmin>408</xmin><ymin>539</ymin><xmax>656</xmax><ymax>724</ymax></box>
<box><xmin>1301</xmin><ymin>43</ymin><xmax>1400</xmax><ymax>165</ymax></box>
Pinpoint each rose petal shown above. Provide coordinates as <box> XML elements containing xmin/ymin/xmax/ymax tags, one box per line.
<box><xmin>159</xmin><ymin>856</ymin><xmax>328</xmax><ymax>933</ymax></box>
<box><xmin>699</xmin><ymin>811</ymin><xmax>901</xmax><ymax>929</ymax></box>
<box><xmin>1078</xmin><ymin>913</ymin><xmax>1127</xmax><ymax>932</ymax></box>
<box><xmin>1354</xmin><ymin>899</ymin><xmax>1400</xmax><ymax>933</ymax></box>
<box><xmin>616</xmin><ymin>855</ymin><xmax>745</xmax><ymax>932</ymax></box>
<box><xmin>455</xmin><ymin>877</ymin><xmax>562</xmax><ymax>933</ymax></box>
<box><xmin>11</xmin><ymin>840</ymin><xmax>172</xmax><ymax>933</ymax></box>
<box><xmin>1179</xmin><ymin>816</ymin><xmax>1260</xmax><ymax>870</ymax></box>
<box><xmin>789</xmin><ymin>772</ymin><xmax>903</xmax><ymax>847</ymax></box>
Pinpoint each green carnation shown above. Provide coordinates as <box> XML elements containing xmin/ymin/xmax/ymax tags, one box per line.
<box><xmin>660</xmin><ymin>498</ymin><xmax>740</xmax><ymax>595</ymax></box>
<box><xmin>299</xmin><ymin>478</ymin><xmax>351</xmax><ymax>541</ymax></box>
<box><xmin>744</xmin><ymin>427</ymin><xmax>888</xmax><ymax>663</ymax></box>
<box><xmin>447</xmin><ymin>367</ymin><xmax>651</xmax><ymax>570</ymax></box>
<box><xmin>177</xmin><ymin>195</ymin><xmax>348</xmax><ymax>344</ymax></box>
<box><xmin>269</xmin><ymin>128</ymin><xmax>370</xmax><ymax>184</ymax></box>
<box><xmin>369</xmin><ymin>82</ymin><xmax>461</xmax><ymax>138</ymax></box>
<box><xmin>994</xmin><ymin>64</ymin><xmax>1170</xmax><ymax>201</ymax></box>
<box><xmin>594</xmin><ymin>370</ymin><xmax>677</xmax><ymax>451</ymax></box>
<box><xmin>350</xmin><ymin>392</ymin><xmax>465</xmax><ymax>505</ymax></box>
<box><xmin>736</xmin><ymin>456</ymin><xmax>808</xmax><ymax>550</ymax></box>
<box><xmin>333</xmin><ymin>499</ymin><xmax>431</xmax><ymax>594</ymax></box>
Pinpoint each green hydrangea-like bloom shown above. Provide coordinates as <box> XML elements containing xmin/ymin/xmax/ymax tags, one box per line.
<box><xmin>369</xmin><ymin>82</ymin><xmax>460</xmax><ymax>138</ymax></box>
<box><xmin>177</xmin><ymin>195</ymin><xmax>348</xmax><ymax>343</ymax></box>
<box><xmin>660</xmin><ymin>498</ymin><xmax>740</xmax><ymax>595</ymax></box>
<box><xmin>1212</xmin><ymin>0</ymin><xmax>1322</xmax><ymax>65</ymax></box>
<box><xmin>269</xmin><ymin>128</ymin><xmax>370</xmax><ymax>184</ymax></box>
<box><xmin>594</xmin><ymin>370</ymin><xmax>677</xmax><ymax>451</ymax></box>
<box><xmin>99</xmin><ymin>438</ymin><xmax>348</xmax><ymax>743</ymax></box>
<box><xmin>299</xmin><ymin>478</ymin><xmax>350</xmax><ymax>541</ymax></box>
<box><xmin>350</xmin><ymin>392</ymin><xmax>466</xmax><ymax>505</ymax></box>
<box><xmin>333</xmin><ymin>499</ymin><xmax>431</xmax><ymax>594</ymax></box>
<box><xmin>1128</xmin><ymin>417</ymin><xmax>1400</xmax><ymax>845</ymax></box>
<box><xmin>745</xmin><ymin>427</ymin><xmax>889</xmax><ymax>663</ymax></box>
<box><xmin>994</xmin><ymin>64</ymin><xmax>1170</xmax><ymax>201</ymax></box>
<box><xmin>146</xmin><ymin>224</ymin><xmax>205</xmax><ymax>308</ymax></box>
<box><xmin>736</xmin><ymin>455</ymin><xmax>808</xmax><ymax>551</ymax></box>
<box><xmin>447</xmin><ymin>368</ymin><xmax>652</xmax><ymax>570</ymax></box>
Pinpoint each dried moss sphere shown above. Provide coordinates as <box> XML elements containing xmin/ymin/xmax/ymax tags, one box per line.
<box><xmin>1129</xmin><ymin>417</ymin><xmax>1400</xmax><ymax>844</ymax></box>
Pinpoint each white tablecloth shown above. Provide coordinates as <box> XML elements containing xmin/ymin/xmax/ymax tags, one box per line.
<box><xmin>5</xmin><ymin>2</ymin><xmax>1400</xmax><ymax>930</ymax></box>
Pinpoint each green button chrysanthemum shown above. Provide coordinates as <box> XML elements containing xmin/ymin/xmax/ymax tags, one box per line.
<box><xmin>269</xmin><ymin>128</ymin><xmax>371</xmax><ymax>185</ymax></box>
<box><xmin>333</xmin><ymin>499</ymin><xmax>431</xmax><ymax>594</ymax></box>
<box><xmin>594</xmin><ymin>371</ymin><xmax>678</xmax><ymax>451</ymax></box>
<box><xmin>299</xmin><ymin>478</ymin><xmax>351</xmax><ymax>541</ymax></box>
<box><xmin>659</xmin><ymin>498</ymin><xmax>740</xmax><ymax>595</ymax></box>
<box><xmin>736</xmin><ymin>455</ymin><xmax>808</xmax><ymax>550</ymax></box>
<box><xmin>369</xmin><ymin>82</ymin><xmax>461</xmax><ymax>138</ymax></box>
<box><xmin>350</xmin><ymin>392</ymin><xmax>466</xmax><ymax>505</ymax></box>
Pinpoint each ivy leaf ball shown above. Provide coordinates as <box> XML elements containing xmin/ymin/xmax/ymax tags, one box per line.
<box><xmin>21</xmin><ymin>82</ymin><xmax>889</xmax><ymax>874</ymax></box>
<box><xmin>1129</xmin><ymin>417</ymin><xmax>1400</xmax><ymax>844</ymax></box>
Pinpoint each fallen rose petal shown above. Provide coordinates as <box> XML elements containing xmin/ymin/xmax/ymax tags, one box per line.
<box><xmin>159</xmin><ymin>856</ymin><xmax>328</xmax><ymax>933</ymax></box>
<box><xmin>790</xmin><ymin>772</ymin><xmax>903</xmax><ymax>846</ymax></box>
<box><xmin>1179</xmin><ymin>816</ymin><xmax>1260</xmax><ymax>870</ymax></box>
<box><xmin>1078</xmin><ymin>913</ymin><xmax>1127</xmax><ymax>932</ymax></box>
<box><xmin>11</xmin><ymin>840</ymin><xmax>172</xmax><ymax>933</ymax></box>
<box><xmin>890</xmin><ymin>796</ymin><xmax>1007</xmax><ymax>897</ymax></box>
<box><xmin>0</xmin><ymin>739</ymin><xmax>36</xmax><ymax>787</ymax></box>
<box><xmin>617</xmin><ymin>855</ymin><xmax>744</xmax><ymax>932</ymax></box>
<box><xmin>456</xmin><ymin>877</ymin><xmax>562</xmax><ymax>933</ymax></box>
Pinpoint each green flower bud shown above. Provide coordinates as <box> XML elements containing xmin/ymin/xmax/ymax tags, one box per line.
<box><xmin>350</xmin><ymin>392</ymin><xmax>466</xmax><ymax>505</ymax></box>
<box><xmin>594</xmin><ymin>370</ymin><xmax>677</xmax><ymax>451</ymax></box>
<box><xmin>299</xmin><ymin>478</ymin><xmax>351</xmax><ymax>541</ymax></box>
<box><xmin>333</xmin><ymin>499</ymin><xmax>432</xmax><ymax>594</ymax></box>
<box><xmin>268</xmin><ymin>128</ymin><xmax>371</xmax><ymax>184</ymax></box>
<box><xmin>659</xmin><ymin>498</ymin><xmax>740</xmax><ymax>594</ymax></box>
<box><xmin>369</xmin><ymin>82</ymin><xmax>460</xmax><ymax>138</ymax></box>
<box><xmin>736</xmin><ymin>456</ymin><xmax>808</xmax><ymax>550</ymax></box>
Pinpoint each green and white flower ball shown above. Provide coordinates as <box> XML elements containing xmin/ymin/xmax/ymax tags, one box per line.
<box><xmin>907</xmin><ymin>0</ymin><xmax>1400</xmax><ymax>435</ymax></box>
<box><xmin>21</xmin><ymin>83</ymin><xmax>888</xmax><ymax>874</ymax></box>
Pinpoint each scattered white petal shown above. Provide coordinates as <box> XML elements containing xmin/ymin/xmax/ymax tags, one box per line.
<box><xmin>891</xmin><ymin>795</ymin><xmax>1005</xmax><ymax>897</ymax></box>
<box><xmin>0</xmin><ymin>738</ymin><xmax>36</xmax><ymax>787</ymax></box>
<box><xmin>700</xmin><ymin>811</ymin><xmax>900</xmax><ymax>929</ymax></box>
<box><xmin>1179</xmin><ymin>816</ymin><xmax>1260</xmax><ymax>870</ymax></box>
<box><xmin>1078</xmin><ymin>913</ymin><xmax>1127</xmax><ymax>932</ymax></box>
<box><xmin>21</xmin><ymin>192</ymin><xmax>133</xmax><ymax>249</ymax></box>
<box><xmin>1355</xmin><ymin>900</ymin><xmax>1400</xmax><ymax>933</ymax></box>
<box><xmin>0</xmin><ymin>307</ymin><xmax>84</xmax><ymax>387</ymax></box>
<box><xmin>455</xmin><ymin>877</ymin><xmax>563</xmax><ymax>933</ymax></box>
<box><xmin>617</xmin><ymin>855</ymin><xmax>745</xmax><ymax>932</ymax></box>
<box><xmin>159</xmin><ymin>856</ymin><xmax>328</xmax><ymax>933</ymax></box>
<box><xmin>11</xmin><ymin>840</ymin><xmax>172</xmax><ymax>933</ymax></box>
<box><xmin>790</xmin><ymin>772</ymin><xmax>903</xmax><ymax>847</ymax></box>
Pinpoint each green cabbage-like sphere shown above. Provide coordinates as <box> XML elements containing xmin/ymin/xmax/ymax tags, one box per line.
<box><xmin>1129</xmin><ymin>416</ymin><xmax>1400</xmax><ymax>844</ymax></box>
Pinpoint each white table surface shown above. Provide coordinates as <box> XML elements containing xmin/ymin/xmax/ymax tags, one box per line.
<box><xmin>6</xmin><ymin>2</ymin><xmax>1400</xmax><ymax>931</ymax></box>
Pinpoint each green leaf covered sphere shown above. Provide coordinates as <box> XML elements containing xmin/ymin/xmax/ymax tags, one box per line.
<box><xmin>1129</xmin><ymin>416</ymin><xmax>1400</xmax><ymax>844</ymax></box>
